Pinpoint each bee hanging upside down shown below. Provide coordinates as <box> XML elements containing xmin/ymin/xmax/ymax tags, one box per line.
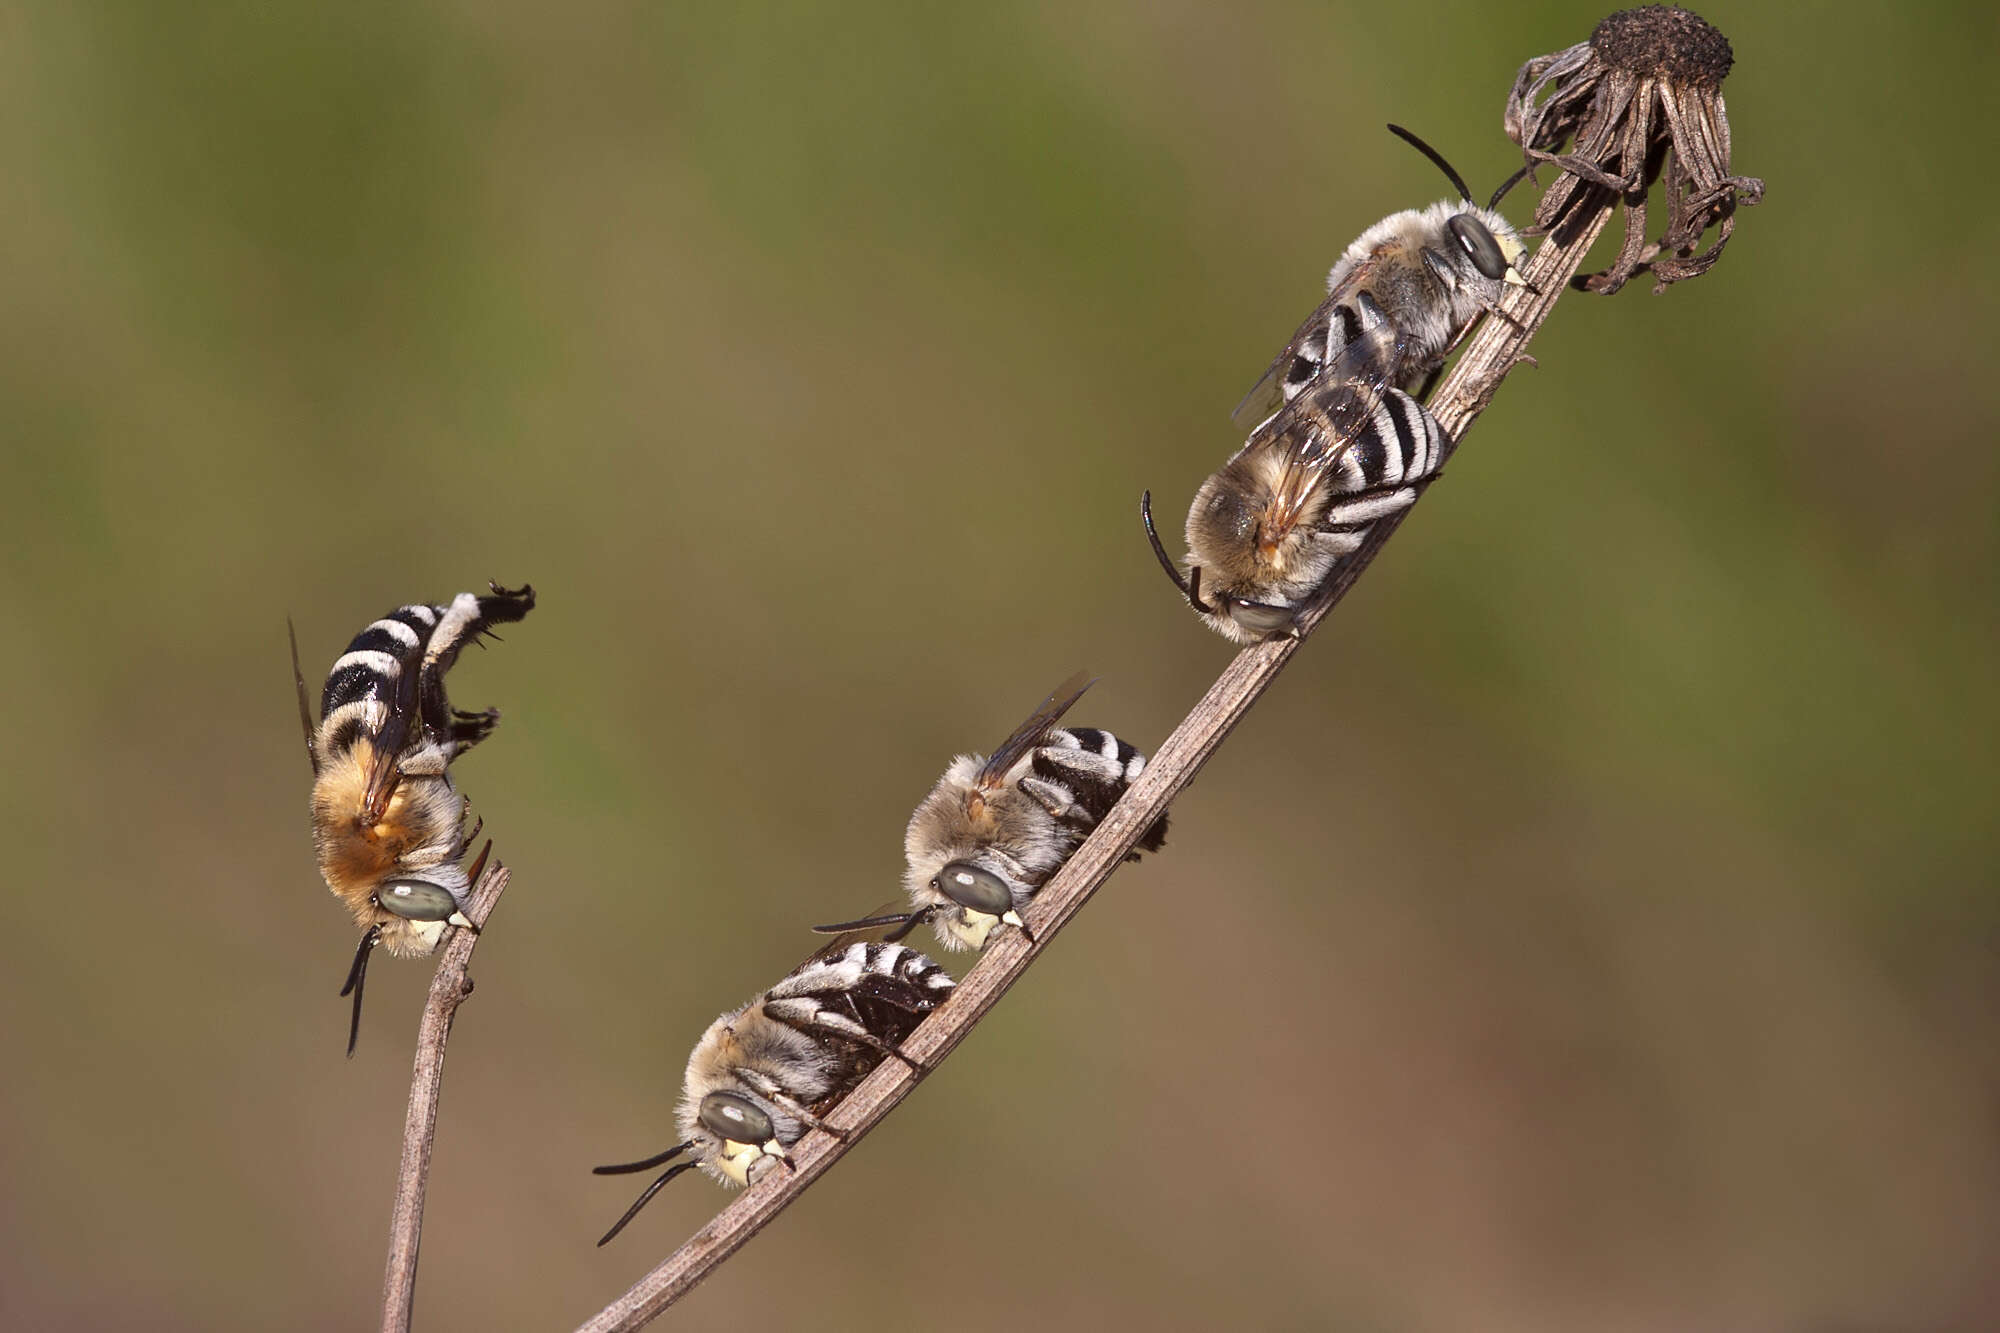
<box><xmin>592</xmin><ymin>940</ymin><xmax>954</xmax><ymax>1244</ymax></box>
<box><xmin>814</xmin><ymin>673</ymin><xmax>1170</xmax><ymax>953</ymax></box>
<box><xmin>290</xmin><ymin>581</ymin><xmax>535</xmax><ymax>1055</ymax></box>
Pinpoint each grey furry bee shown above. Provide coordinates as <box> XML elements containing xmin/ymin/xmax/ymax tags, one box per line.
<box><xmin>592</xmin><ymin>940</ymin><xmax>954</xmax><ymax>1244</ymax></box>
<box><xmin>1231</xmin><ymin>125</ymin><xmax>1531</xmax><ymax>432</ymax></box>
<box><xmin>814</xmin><ymin>674</ymin><xmax>1169</xmax><ymax>953</ymax></box>
<box><xmin>1145</xmin><ymin>306</ymin><xmax>1448</xmax><ymax>643</ymax></box>
<box><xmin>289</xmin><ymin>582</ymin><xmax>534</xmax><ymax>1055</ymax></box>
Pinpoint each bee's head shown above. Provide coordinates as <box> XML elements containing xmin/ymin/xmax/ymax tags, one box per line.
<box><xmin>925</xmin><ymin>858</ymin><xmax>1030</xmax><ymax>951</ymax></box>
<box><xmin>690</xmin><ymin>1090</ymin><xmax>792</xmax><ymax>1187</ymax></box>
<box><xmin>372</xmin><ymin>869</ymin><xmax>472</xmax><ymax>957</ymax></box>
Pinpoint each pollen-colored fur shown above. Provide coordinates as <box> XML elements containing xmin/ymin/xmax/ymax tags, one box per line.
<box><xmin>308</xmin><ymin>741</ymin><xmax>466</xmax><ymax>933</ymax></box>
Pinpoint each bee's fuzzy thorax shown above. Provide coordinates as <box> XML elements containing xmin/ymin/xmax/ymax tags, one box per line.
<box><xmin>904</xmin><ymin>753</ymin><xmax>1075</xmax><ymax>949</ymax></box>
<box><xmin>309</xmin><ymin>745</ymin><xmax>466</xmax><ymax>929</ymax></box>
<box><xmin>1324</xmin><ymin>199</ymin><xmax>1525</xmax><ymax>389</ymax></box>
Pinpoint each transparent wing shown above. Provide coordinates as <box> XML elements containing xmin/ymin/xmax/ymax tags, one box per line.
<box><xmin>1252</xmin><ymin>320</ymin><xmax>1411</xmax><ymax>547</ymax></box>
<box><xmin>974</xmin><ymin>671</ymin><xmax>1095</xmax><ymax>790</ymax></box>
<box><xmin>287</xmin><ymin>617</ymin><xmax>320</xmax><ymax>774</ymax></box>
<box><xmin>1230</xmin><ymin>249</ymin><xmax>1391</xmax><ymax>433</ymax></box>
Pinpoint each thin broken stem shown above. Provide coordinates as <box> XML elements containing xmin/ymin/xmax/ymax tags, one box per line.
<box><xmin>574</xmin><ymin>197</ymin><xmax>1616</xmax><ymax>1331</ymax></box>
<box><xmin>380</xmin><ymin>860</ymin><xmax>512</xmax><ymax>1333</ymax></box>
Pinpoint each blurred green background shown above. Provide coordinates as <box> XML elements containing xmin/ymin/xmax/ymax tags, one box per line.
<box><xmin>3</xmin><ymin>2</ymin><xmax>1993</xmax><ymax>1329</ymax></box>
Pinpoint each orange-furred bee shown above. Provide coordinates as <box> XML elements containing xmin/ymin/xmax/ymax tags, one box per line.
<box><xmin>813</xmin><ymin>674</ymin><xmax>1169</xmax><ymax>953</ymax></box>
<box><xmin>289</xmin><ymin>582</ymin><xmax>535</xmax><ymax>1054</ymax></box>
<box><xmin>592</xmin><ymin>939</ymin><xmax>953</xmax><ymax>1244</ymax></box>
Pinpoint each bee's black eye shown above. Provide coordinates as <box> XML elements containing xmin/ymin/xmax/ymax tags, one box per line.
<box><xmin>1227</xmin><ymin>598</ymin><xmax>1296</xmax><ymax>636</ymax></box>
<box><xmin>1447</xmin><ymin>214</ymin><xmax>1509</xmax><ymax>281</ymax></box>
<box><xmin>698</xmin><ymin>1092</ymin><xmax>775</xmax><ymax>1145</ymax></box>
<box><xmin>932</xmin><ymin>861</ymin><xmax>1014</xmax><ymax>915</ymax></box>
<box><xmin>377</xmin><ymin>879</ymin><xmax>459</xmax><ymax>922</ymax></box>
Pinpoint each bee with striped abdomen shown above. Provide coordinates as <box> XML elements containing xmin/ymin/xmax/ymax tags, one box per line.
<box><xmin>1231</xmin><ymin>124</ymin><xmax>1531</xmax><ymax>432</ymax></box>
<box><xmin>290</xmin><ymin>582</ymin><xmax>535</xmax><ymax>1054</ymax></box>
<box><xmin>592</xmin><ymin>940</ymin><xmax>953</xmax><ymax>1243</ymax></box>
<box><xmin>814</xmin><ymin>674</ymin><xmax>1169</xmax><ymax>953</ymax></box>
<box><xmin>1146</xmin><ymin>308</ymin><xmax>1448</xmax><ymax>643</ymax></box>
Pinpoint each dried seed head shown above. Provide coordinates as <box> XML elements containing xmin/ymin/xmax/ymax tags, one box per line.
<box><xmin>1507</xmin><ymin>6</ymin><xmax>1763</xmax><ymax>294</ymax></box>
<box><xmin>1591</xmin><ymin>6</ymin><xmax>1733</xmax><ymax>90</ymax></box>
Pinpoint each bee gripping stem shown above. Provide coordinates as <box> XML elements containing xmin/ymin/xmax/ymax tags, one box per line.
<box><xmin>571</xmin><ymin>127</ymin><xmax>1621</xmax><ymax>1333</ymax></box>
<box><xmin>379</xmin><ymin>858</ymin><xmax>511</xmax><ymax>1333</ymax></box>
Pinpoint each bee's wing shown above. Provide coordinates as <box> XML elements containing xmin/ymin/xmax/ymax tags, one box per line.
<box><xmin>1231</xmin><ymin>249</ymin><xmax>1389</xmax><ymax>433</ymax></box>
<box><xmin>287</xmin><ymin>618</ymin><xmax>320</xmax><ymax>775</ymax></box>
<box><xmin>973</xmin><ymin>671</ymin><xmax>1096</xmax><ymax>790</ymax></box>
<box><xmin>1255</xmin><ymin>323</ymin><xmax>1408</xmax><ymax>547</ymax></box>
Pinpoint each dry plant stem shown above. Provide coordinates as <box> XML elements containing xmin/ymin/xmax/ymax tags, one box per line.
<box><xmin>575</xmin><ymin>201</ymin><xmax>1616</xmax><ymax>1333</ymax></box>
<box><xmin>380</xmin><ymin>861</ymin><xmax>512</xmax><ymax>1333</ymax></box>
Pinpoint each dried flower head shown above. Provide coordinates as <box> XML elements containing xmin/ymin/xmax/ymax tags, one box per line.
<box><xmin>1507</xmin><ymin>5</ymin><xmax>1764</xmax><ymax>294</ymax></box>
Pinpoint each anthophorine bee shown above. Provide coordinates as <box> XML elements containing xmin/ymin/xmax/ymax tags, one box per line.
<box><xmin>814</xmin><ymin>673</ymin><xmax>1169</xmax><ymax>953</ymax></box>
<box><xmin>289</xmin><ymin>582</ymin><xmax>535</xmax><ymax>1054</ymax></box>
<box><xmin>1145</xmin><ymin>308</ymin><xmax>1448</xmax><ymax>642</ymax></box>
<box><xmin>1232</xmin><ymin>124</ymin><xmax>1531</xmax><ymax>432</ymax></box>
<box><xmin>592</xmin><ymin>940</ymin><xmax>954</xmax><ymax>1244</ymax></box>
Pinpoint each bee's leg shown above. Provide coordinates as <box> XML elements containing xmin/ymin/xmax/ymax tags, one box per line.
<box><xmin>1018</xmin><ymin>775</ymin><xmax>1083</xmax><ymax>822</ymax></box>
<box><xmin>445</xmin><ymin>707</ymin><xmax>501</xmax><ymax>757</ymax></box>
<box><xmin>417</xmin><ymin>583</ymin><xmax>535</xmax><ymax>741</ymax></box>
<box><xmin>1480</xmin><ymin>299</ymin><xmax>1530</xmax><ymax>337</ymax></box>
<box><xmin>1413</xmin><ymin>364</ymin><xmax>1443</xmax><ymax>403</ymax></box>
<box><xmin>1029</xmin><ymin>746</ymin><xmax>1130</xmax><ymax>816</ymax></box>
<box><xmin>733</xmin><ymin>1070</ymin><xmax>852</xmax><ymax>1141</ymax></box>
<box><xmin>449</xmin><ymin>807</ymin><xmax>486</xmax><ymax>860</ymax></box>
<box><xmin>762</xmin><ymin>999</ymin><xmax>932</xmax><ymax>1074</ymax></box>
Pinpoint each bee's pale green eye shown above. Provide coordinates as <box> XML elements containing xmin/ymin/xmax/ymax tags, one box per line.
<box><xmin>1448</xmin><ymin>212</ymin><xmax>1510</xmax><ymax>281</ymax></box>
<box><xmin>1227</xmin><ymin>599</ymin><xmax>1295</xmax><ymax>636</ymax></box>
<box><xmin>698</xmin><ymin>1091</ymin><xmax>774</xmax><ymax>1145</ymax></box>
<box><xmin>933</xmin><ymin>861</ymin><xmax>1014</xmax><ymax>916</ymax></box>
<box><xmin>378</xmin><ymin>879</ymin><xmax>459</xmax><ymax>922</ymax></box>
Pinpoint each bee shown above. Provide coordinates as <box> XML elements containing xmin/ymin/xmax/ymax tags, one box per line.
<box><xmin>289</xmin><ymin>582</ymin><xmax>535</xmax><ymax>1055</ymax></box>
<box><xmin>813</xmin><ymin>673</ymin><xmax>1169</xmax><ymax>953</ymax></box>
<box><xmin>1230</xmin><ymin>124</ymin><xmax>1532</xmax><ymax>433</ymax></box>
<box><xmin>1145</xmin><ymin>308</ymin><xmax>1449</xmax><ymax>642</ymax></box>
<box><xmin>592</xmin><ymin>939</ymin><xmax>954</xmax><ymax>1244</ymax></box>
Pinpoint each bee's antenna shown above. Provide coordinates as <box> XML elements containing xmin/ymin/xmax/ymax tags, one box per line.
<box><xmin>1488</xmin><ymin>163</ymin><xmax>1533</xmax><ymax>212</ymax></box>
<box><xmin>593</xmin><ymin>1141</ymin><xmax>695</xmax><ymax>1175</ymax></box>
<box><xmin>1386</xmin><ymin>124</ymin><xmax>1474</xmax><ymax>205</ymax></box>
<box><xmin>1142</xmin><ymin>491</ymin><xmax>1213</xmax><ymax>614</ymax></box>
<box><xmin>339</xmin><ymin>926</ymin><xmax>381</xmax><ymax>1058</ymax></box>
<box><xmin>811</xmin><ymin>910</ymin><xmax>925</xmax><ymax>938</ymax></box>
<box><xmin>594</xmin><ymin>1158</ymin><xmax>700</xmax><ymax>1247</ymax></box>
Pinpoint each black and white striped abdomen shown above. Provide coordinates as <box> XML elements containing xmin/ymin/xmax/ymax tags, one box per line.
<box><xmin>1030</xmin><ymin>727</ymin><xmax>1169</xmax><ymax>854</ymax></box>
<box><xmin>763</xmin><ymin>941</ymin><xmax>955</xmax><ymax>1054</ymax></box>
<box><xmin>770</xmin><ymin>941</ymin><xmax>954</xmax><ymax>1007</ymax></box>
<box><xmin>317</xmin><ymin>603</ymin><xmax>441</xmax><ymax>752</ymax></box>
<box><xmin>1319</xmin><ymin>388</ymin><xmax>1446</xmax><ymax>532</ymax></box>
<box><xmin>1039</xmin><ymin>728</ymin><xmax>1145</xmax><ymax>783</ymax></box>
